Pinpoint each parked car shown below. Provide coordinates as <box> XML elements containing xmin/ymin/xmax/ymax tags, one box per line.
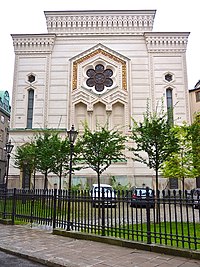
<box><xmin>130</xmin><ymin>187</ymin><xmax>155</xmax><ymax>208</ymax></box>
<box><xmin>90</xmin><ymin>184</ymin><xmax>117</xmax><ymax>208</ymax></box>
<box><xmin>168</xmin><ymin>188</ymin><xmax>200</xmax><ymax>208</ymax></box>
<box><xmin>191</xmin><ymin>188</ymin><xmax>200</xmax><ymax>209</ymax></box>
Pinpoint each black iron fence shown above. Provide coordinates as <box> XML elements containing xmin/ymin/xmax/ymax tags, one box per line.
<box><xmin>0</xmin><ymin>188</ymin><xmax>199</xmax><ymax>250</ymax></box>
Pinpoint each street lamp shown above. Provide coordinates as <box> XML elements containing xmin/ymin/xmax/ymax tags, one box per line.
<box><xmin>66</xmin><ymin>125</ymin><xmax>78</xmax><ymax>230</ymax></box>
<box><xmin>3</xmin><ymin>140</ymin><xmax>14</xmax><ymax>218</ymax></box>
<box><xmin>67</xmin><ymin>125</ymin><xmax>78</xmax><ymax>191</ymax></box>
<box><xmin>4</xmin><ymin>140</ymin><xmax>14</xmax><ymax>190</ymax></box>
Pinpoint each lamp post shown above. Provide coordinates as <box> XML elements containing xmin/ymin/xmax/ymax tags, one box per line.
<box><xmin>22</xmin><ymin>160</ymin><xmax>28</xmax><ymax>189</ymax></box>
<box><xmin>3</xmin><ymin>140</ymin><xmax>14</xmax><ymax>218</ymax></box>
<box><xmin>66</xmin><ymin>125</ymin><xmax>78</xmax><ymax>230</ymax></box>
<box><xmin>4</xmin><ymin>140</ymin><xmax>14</xmax><ymax>190</ymax></box>
<box><xmin>67</xmin><ymin>125</ymin><xmax>78</xmax><ymax>191</ymax></box>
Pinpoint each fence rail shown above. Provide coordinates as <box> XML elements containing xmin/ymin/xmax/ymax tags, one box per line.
<box><xmin>0</xmin><ymin>188</ymin><xmax>199</xmax><ymax>250</ymax></box>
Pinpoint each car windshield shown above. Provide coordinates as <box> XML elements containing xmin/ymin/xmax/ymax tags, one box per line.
<box><xmin>94</xmin><ymin>187</ymin><xmax>113</xmax><ymax>193</ymax></box>
<box><xmin>136</xmin><ymin>189</ymin><xmax>153</xmax><ymax>196</ymax></box>
<box><xmin>194</xmin><ymin>189</ymin><xmax>200</xmax><ymax>196</ymax></box>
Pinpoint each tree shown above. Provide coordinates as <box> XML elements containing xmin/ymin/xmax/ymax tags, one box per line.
<box><xmin>14</xmin><ymin>142</ymin><xmax>35</xmax><ymax>170</ymax></box>
<box><xmin>78</xmin><ymin>123</ymin><xmax>127</xmax><ymax>190</ymax></box>
<box><xmin>129</xmin><ymin>102</ymin><xmax>179</xmax><ymax>194</ymax></box>
<box><xmin>33</xmin><ymin>130</ymin><xmax>59</xmax><ymax>190</ymax></box>
<box><xmin>189</xmin><ymin>113</ymin><xmax>200</xmax><ymax>181</ymax></box>
<box><xmin>161</xmin><ymin>124</ymin><xmax>197</xmax><ymax>192</ymax></box>
<box><xmin>14</xmin><ymin>142</ymin><xmax>38</xmax><ymax>188</ymax></box>
<box><xmin>50</xmin><ymin>134</ymin><xmax>81</xmax><ymax>190</ymax></box>
<box><xmin>14</xmin><ymin>130</ymin><xmax>82</xmax><ymax>190</ymax></box>
<box><xmin>49</xmin><ymin>134</ymin><xmax>70</xmax><ymax>191</ymax></box>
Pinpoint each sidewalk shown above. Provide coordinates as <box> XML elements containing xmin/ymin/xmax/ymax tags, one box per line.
<box><xmin>0</xmin><ymin>224</ymin><xmax>199</xmax><ymax>267</ymax></box>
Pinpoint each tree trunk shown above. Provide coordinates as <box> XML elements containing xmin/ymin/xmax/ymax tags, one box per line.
<box><xmin>156</xmin><ymin>168</ymin><xmax>159</xmax><ymax>197</ymax></box>
<box><xmin>59</xmin><ymin>163</ymin><xmax>62</xmax><ymax>191</ymax></box>
<box><xmin>155</xmin><ymin>167</ymin><xmax>160</xmax><ymax>223</ymax></box>
<box><xmin>182</xmin><ymin>177</ymin><xmax>185</xmax><ymax>197</ymax></box>
<box><xmin>44</xmin><ymin>170</ymin><xmax>48</xmax><ymax>191</ymax></box>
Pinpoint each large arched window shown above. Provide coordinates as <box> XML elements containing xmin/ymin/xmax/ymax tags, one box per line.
<box><xmin>166</xmin><ymin>88</ymin><xmax>173</xmax><ymax>125</ymax></box>
<box><xmin>27</xmin><ymin>89</ymin><xmax>34</xmax><ymax>129</ymax></box>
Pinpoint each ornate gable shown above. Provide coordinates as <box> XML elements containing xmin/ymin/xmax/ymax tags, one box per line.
<box><xmin>71</xmin><ymin>43</ymin><xmax>129</xmax><ymax>92</ymax></box>
<box><xmin>69</xmin><ymin>44</ymin><xmax>130</xmax><ymax>131</ymax></box>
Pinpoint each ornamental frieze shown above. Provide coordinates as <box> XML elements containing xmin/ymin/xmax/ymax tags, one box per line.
<box><xmin>11</xmin><ymin>34</ymin><xmax>56</xmax><ymax>54</ymax></box>
<box><xmin>45</xmin><ymin>10</ymin><xmax>155</xmax><ymax>34</ymax></box>
<box><xmin>145</xmin><ymin>33</ymin><xmax>190</xmax><ymax>52</ymax></box>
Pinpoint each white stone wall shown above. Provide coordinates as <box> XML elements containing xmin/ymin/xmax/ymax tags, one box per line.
<box><xmin>9</xmin><ymin>10</ymin><xmax>191</xmax><ymax>189</ymax></box>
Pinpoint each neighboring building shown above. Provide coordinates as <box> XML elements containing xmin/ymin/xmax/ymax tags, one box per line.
<box><xmin>9</xmin><ymin>10</ymin><xmax>191</xmax><ymax>190</ymax></box>
<box><xmin>0</xmin><ymin>91</ymin><xmax>11</xmax><ymax>185</ymax></box>
<box><xmin>189</xmin><ymin>81</ymin><xmax>200</xmax><ymax>188</ymax></box>
<box><xmin>189</xmin><ymin>80</ymin><xmax>200</xmax><ymax>122</ymax></box>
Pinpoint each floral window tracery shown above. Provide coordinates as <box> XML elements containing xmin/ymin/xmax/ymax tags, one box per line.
<box><xmin>86</xmin><ymin>64</ymin><xmax>113</xmax><ymax>92</ymax></box>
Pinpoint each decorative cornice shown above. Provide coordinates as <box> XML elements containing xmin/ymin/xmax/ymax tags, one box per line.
<box><xmin>11</xmin><ymin>34</ymin><xmax>56</xmax><ymax>54</ymax></box>
<box><xmin>145</xmin><ymin>32</ymin><xmax>190</xmax><ymax>53</ymax></box>
<box><xmin>44</xmin><ymin>10</ymin><xmax>156</xmax><ymax>35</ymax></box>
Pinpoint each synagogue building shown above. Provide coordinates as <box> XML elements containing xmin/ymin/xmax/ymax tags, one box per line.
<box><xmin>9</xmin><ymin>10</ymin><xmax>191</xmax><ymax>189</ymax></box>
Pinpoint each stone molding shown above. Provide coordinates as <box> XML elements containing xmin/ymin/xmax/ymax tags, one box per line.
<box><xmin>145</xmin><ymin>32</ymin><xmax>190</xmax><ymax>52</ymax></box>
<box><xmin>72</xmin><ymin>86</ymin><xmax>128</xmax><ymax>110</ymax></box>
<box><xmin>11</xmin><ymin>34</ymin><xmax>56</xmax><ymax>54</ymax></box>
<box><xmin>44</xmin><ymin>10</ymin><xmax>156</xmax><ymax>35</ymax></box>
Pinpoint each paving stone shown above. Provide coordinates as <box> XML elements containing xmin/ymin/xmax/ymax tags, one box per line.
<box><xmin>0</xmin><ymin>225</ymin><xmax>199</xmax><ymax>267</ymax></box>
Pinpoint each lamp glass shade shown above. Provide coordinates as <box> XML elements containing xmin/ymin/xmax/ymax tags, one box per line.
<box><xmin>5</xmin><ymin>140</ymin><xmax>14</xmax><ymax>154</ymax></box>
<box><xmin>67</xmin><ymin>125</ymin><xmax>78</xmax><ymax>143</ymax></box>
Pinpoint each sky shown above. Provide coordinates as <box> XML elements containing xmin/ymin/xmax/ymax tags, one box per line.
<box><xmin>0</xmin><ymin>0</ymin><xmax>199</xmax><ymax>99</ymax></box>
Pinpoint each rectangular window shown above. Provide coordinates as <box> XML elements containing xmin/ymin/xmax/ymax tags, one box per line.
<box><xmin>1</xmin><ymin>115</ymin><xmax>5</xmax><ymax>123</ymax></box>
<box><xmin>0</xmin><ymin>148</ymin><xmax>3</xmax><ymax>158</ymax></box>
<box><xmin>195</xmin><ymin>91</ymin><xmax>200</xmax><ymax>102</ymax></box>
<box><xmin>0</xmin><ymin>130</ymin><xmax>4</xmax><ymax>142</ymax></box>
<box><xmin>27</xmin><ymin>89</ymin><xmax>34</xmax><ymax>129</ymax></box>
<box><xmin>166</xmin><ymin>88</ymin><xmax>174</xmax><ymax>125</ymax></box>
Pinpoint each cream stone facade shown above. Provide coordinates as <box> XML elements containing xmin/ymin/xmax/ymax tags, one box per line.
<box><xmin>189</xmin><ymin>80</ymin><xmax>200</xmax><ymax>122</ymax></box>
<box><xmin>9</xmin><ymin>10</ymin><xmax>191</xmax><ymax>190</ymax></box>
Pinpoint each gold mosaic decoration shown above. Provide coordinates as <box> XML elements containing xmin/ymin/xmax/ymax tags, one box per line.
<box><xmin>72</xmin><ymin>48</ymin><xmax>127</xmax><ymax>90</ymax></box>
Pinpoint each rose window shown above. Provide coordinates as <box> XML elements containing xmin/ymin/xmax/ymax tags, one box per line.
<box><xmin>86</xmin><ymin>64</ymin><xmax>113</xmax><ymax>92</ymax></box>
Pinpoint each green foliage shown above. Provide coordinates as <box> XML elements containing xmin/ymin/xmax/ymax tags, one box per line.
<box><xmin>78</xmin><ymin>123</ymin><xmax>127</xmax><ymax>186</ymax></box>
<box><xmin>130</xmin><ymin>104</ymin><xmax>179</xmax><ymax>171</ymax></box>
<box><xmin>189</xmin><ymin>112</ymin><xmax>200</xmax><ymax>176</ymax></box>
<box><xmin>129</xmin><ymin>100</ymin><xmax>179</xmax><ymax>191</ymax></box>
<box><xmin>34</xmin><ymin>130</ymin><xmax>58</xmax><ymax>174</ymax></box>
<box><xmin>71</xmin><ymin>181</ymin><xmax>90</xmax><ymax>191</ymax></box>
<box><xmin>161</xmin><ymin>124</ymin><xmax>197</xmax><ymax>181</ymax></box>
<box><xmin>14</xmin><ymin>141</ymin><xmax>38</xmax><ymax>173</ymax></box>
<box><xmin>71</xmin><ymin>183</ymin><xmax>82</xmax><ymax>190</ymax></box>
<box><xmin>14</xmin><ymin>129</ymin><xmax>82</xmax><ymax>190</ymax></box>
<box><xmin>33</xmin><ymin>130</ymin><xmax>61</xmax><ymax>189</ymax></box>
<box><xmin>50</xmin><ymin>135</ymin><xmax>70</xmax><ymax>176</ymax></box>
<box><xmin>110</xmin><ymin>176</ymin><xmax>130</xmax><ymax>191</ymax></box>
